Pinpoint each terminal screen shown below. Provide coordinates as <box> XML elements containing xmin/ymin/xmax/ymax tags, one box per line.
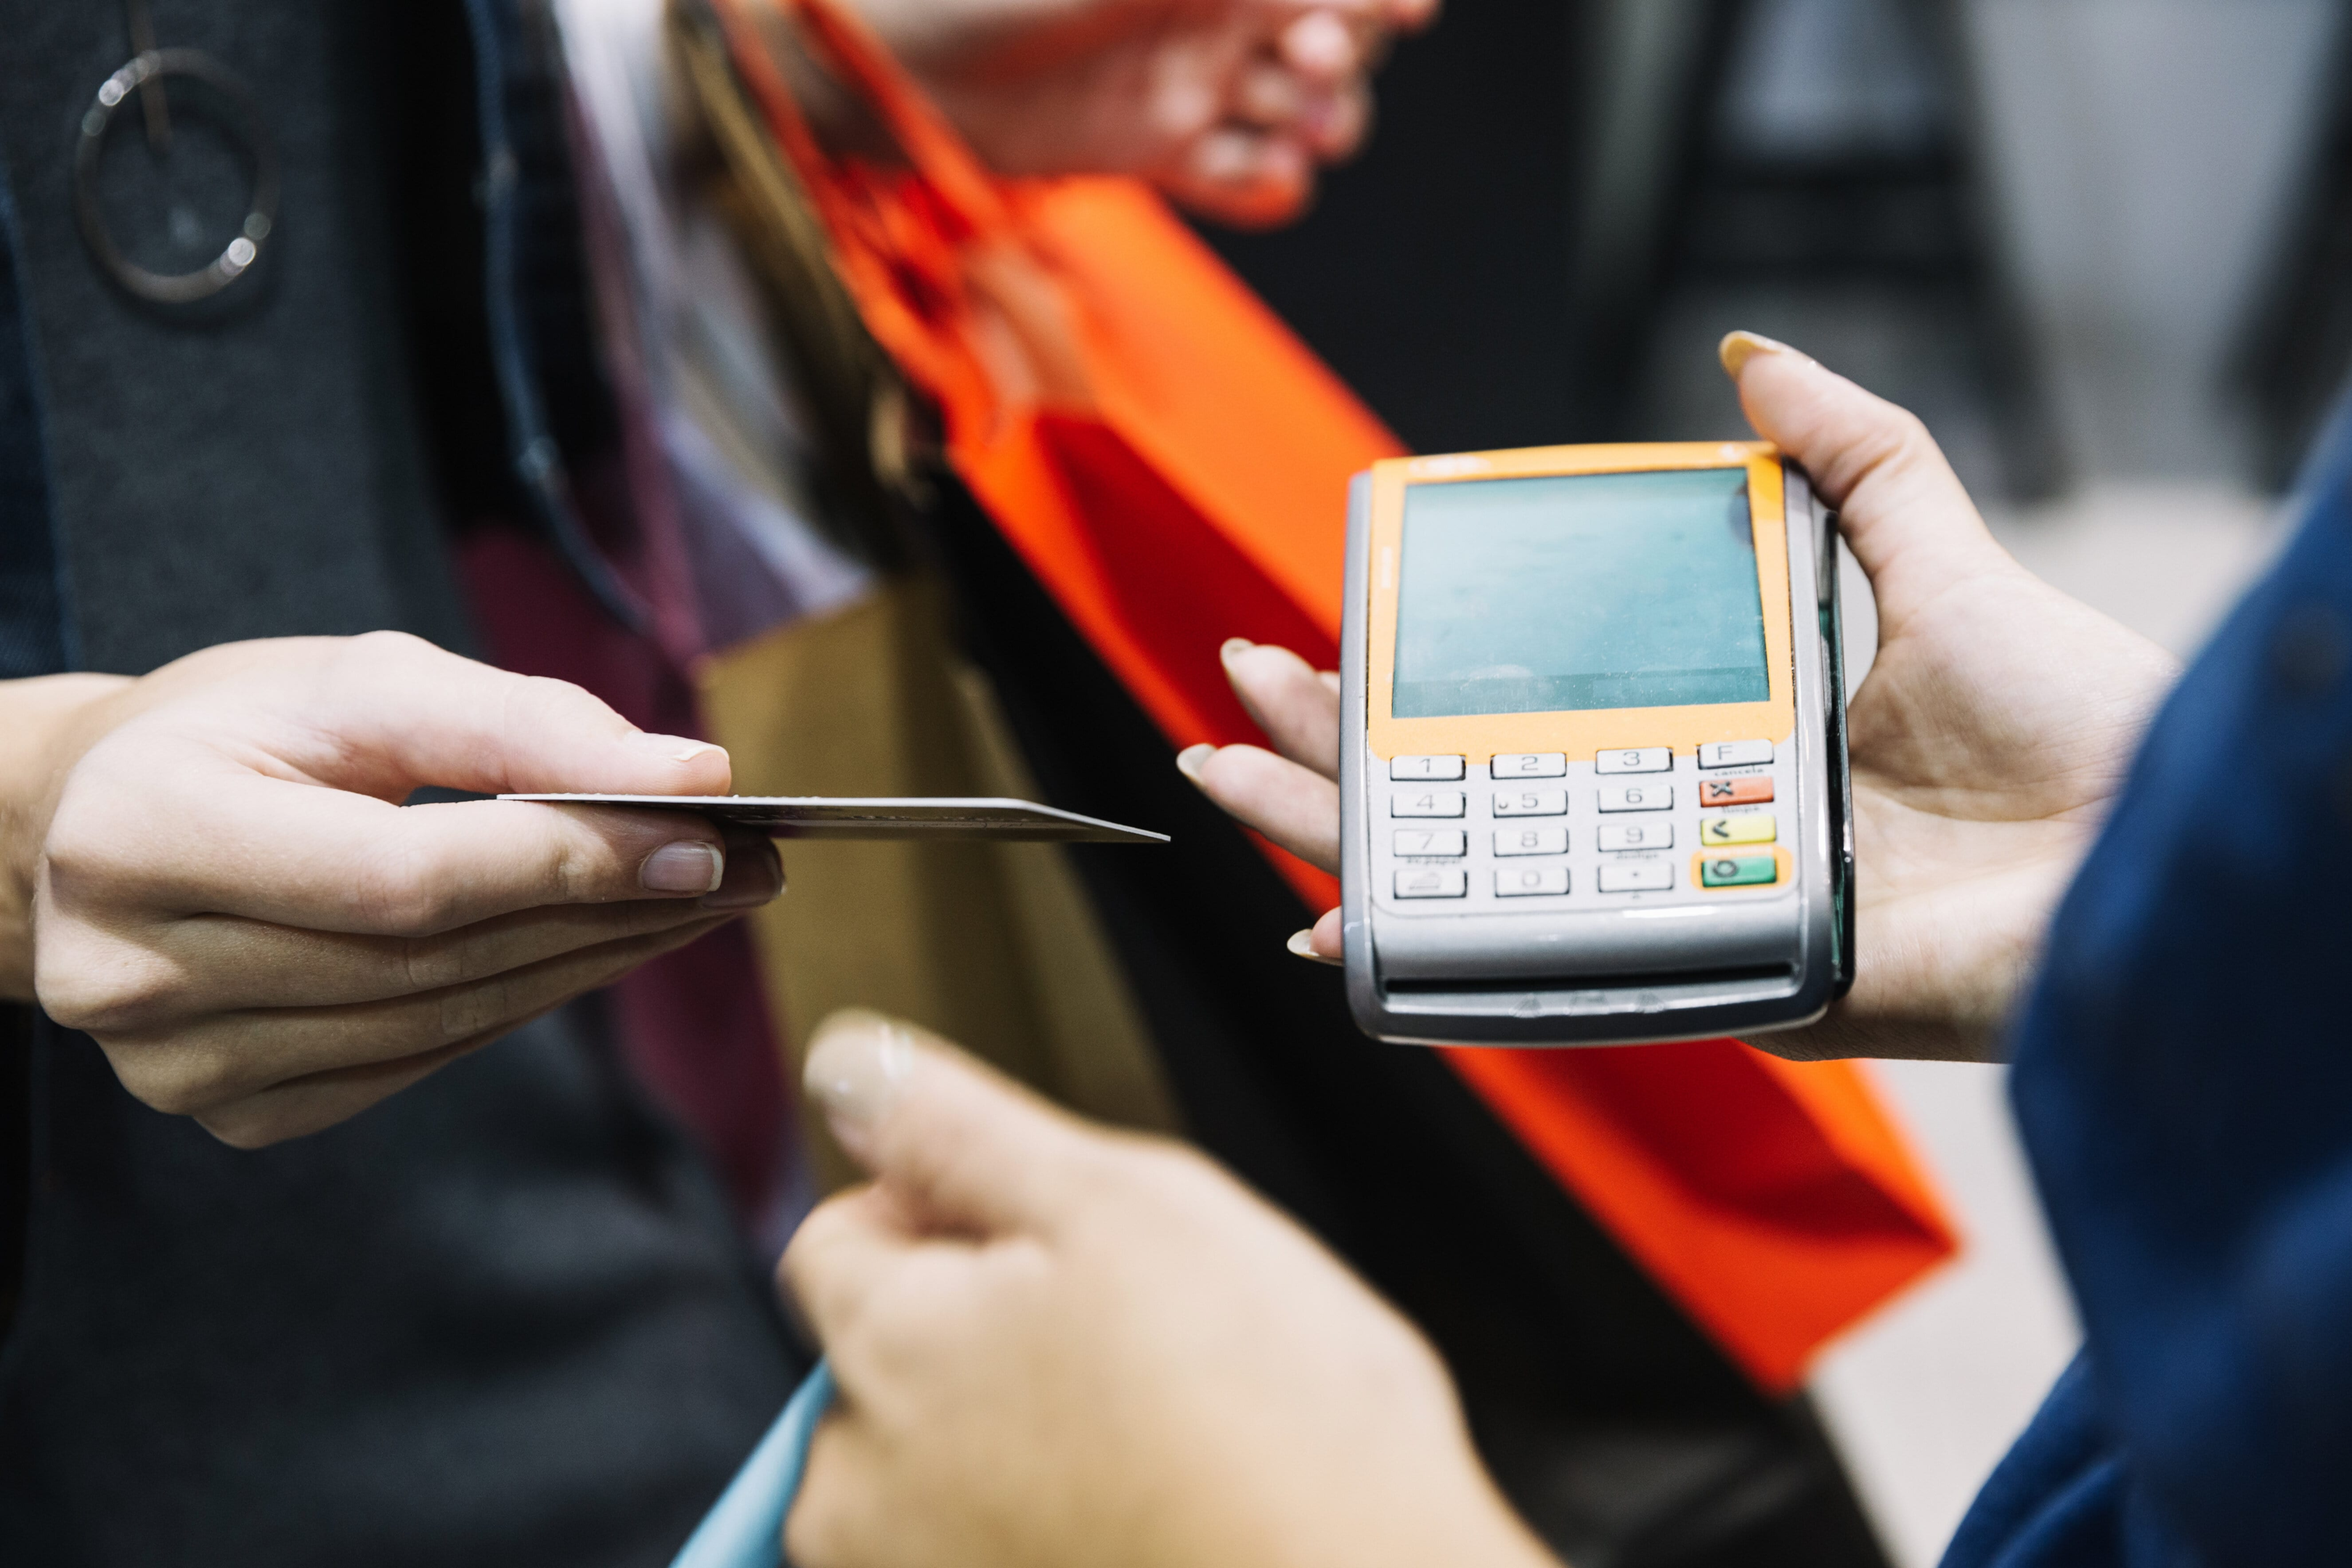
<box><xmin>1391</xmin><ymin>468</ymin><xmax>1771</xmax><ymax>717</ymax></box>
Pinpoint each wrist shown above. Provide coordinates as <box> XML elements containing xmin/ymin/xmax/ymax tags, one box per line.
<box><xmin>0</xmin><ymin>674</ymin><xmax>134</xmax><ymax>1001</ymax></box>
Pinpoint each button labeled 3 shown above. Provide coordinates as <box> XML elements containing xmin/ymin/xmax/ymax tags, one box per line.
<box><xmin>1699</xmin><ymin>814</ymin><xmax>1776</xmax><ymax>846</ymax></box>
<box><xmin>1595</xmin><ymin>748</ymin><xmax>1671</xmax><ymax>774</ymax></box>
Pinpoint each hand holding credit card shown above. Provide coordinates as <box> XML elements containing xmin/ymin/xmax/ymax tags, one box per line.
<box><xmin>500</xmin><ymin>795</ymin><xmax>1170</xmax><ymax>844</ymax></box>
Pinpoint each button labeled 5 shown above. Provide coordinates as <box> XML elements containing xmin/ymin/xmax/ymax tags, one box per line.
<box><xmin>1493</xmin><ymin>789</ymin><xmax>1568</xmax><ymax>817</ymax></box>
<box><xmin>1698</xmin><ymin>814</ymin><xmax>1775</xmax><ymax>846</ymax></box>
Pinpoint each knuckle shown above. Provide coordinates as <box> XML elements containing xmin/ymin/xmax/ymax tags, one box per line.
<box><xmin>351</xmin><ymin>838</ymin><xmax>462</xmax><ymax>936</ymax></box>
<box><xmin>33</xmin><ymin>933</ymin><xmax>191</xmax><ymax>1037</ymax></box>
<box><xmin>110</xmin><ymin>1045</ymin><xmax>233</xmax><ymax>1118</ymax></box>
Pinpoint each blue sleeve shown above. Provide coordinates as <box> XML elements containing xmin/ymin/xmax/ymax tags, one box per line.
<box><xmin>1945</xmin><ymin>407</ymin><xmax>2352</xmax><ymax>1567</ymax></box>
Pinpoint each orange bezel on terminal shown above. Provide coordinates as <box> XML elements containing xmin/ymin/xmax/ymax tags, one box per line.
<box><xmin>1363</xmin><ymin>441</ymin><xmax>1796</xmax><ymax>762</ymax></box>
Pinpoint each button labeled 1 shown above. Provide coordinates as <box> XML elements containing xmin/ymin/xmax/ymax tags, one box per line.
<box><xmin>1492</xmin><ymin>752</ymin><xmax>1566</xmax><ymax>778</ymax></box>
<box><xmin>1595</xmin><ymin>748</ymin><xmax>1672</xmax><ymax>774</ymax></box>
<box><xmin>1494</xmin><ymin>828</ymin><xmax>1567</xmax><ymax>857</ymax></box>
<box><xmin>1391</xmin><ymin>754</ymin><xmax>1466</xmax><ymax>781</ymax></box>
<box><xmin>1392</xmin><ymin>790</ymin><xmax>1465</xmax><ymax>817</ymax></box>
<box><xmin>1598</xmin><ymin>783</ymin><xmax>1673</xmax><ymax>813</ymax></box>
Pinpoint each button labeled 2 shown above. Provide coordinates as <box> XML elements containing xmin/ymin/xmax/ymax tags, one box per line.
<box><xmin>1698</xmin><ymin>814</ymin><xmax>1776</xmax><ymax>846</ymax></box>
<box><xmin>1698</xmin><ymin>775</ymin><xmax>1774</xmax><ymax>807</ymax></box>
<box><xmin>1700</xmin><ymin>854</ymin><xmax>1778</xmax><ymax>888</ymax></box>
<box><xmin>1492</xmin><ymin>753</ymin><xmax>1566</xmax><ymax>778</ymax></box>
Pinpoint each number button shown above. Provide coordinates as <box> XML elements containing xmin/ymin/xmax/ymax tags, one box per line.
<box><xmin>1492</xmin><ymin>789</ymin><xmax>1568</xmax><ymax>817</ymax></box>
<box><xmin>1595</xmin><ymin>748</ymin><xmax>1672</xmax><ymax>774</ymax></box>
<box><xmin>1391</xmin><ymin>790</ymin><xmax>1465</xmax><ymax>818</ymax></box>
<box><xmin>1393</xmin><ymin>829</ymin><xmax>1466</xmax><ymax>857</ymax></box>
<box><xmin>1491</xmin><ymin>753</ymin><xmax>1566</xmax><ymax>778</ymax></box>
<box><xmin>1598</xmin><ymin>862</ymin><xmax>1674</xmax><ymax>894</ymax></box>
<box><xmin>1493</xmin><ymin>828</ymin><xmax>1568</xmax><ymax>857</ymax></box>
<box><xmin>1391</xmin><ymin>754</ymin><xmax>1466</xmax><ymax>781</ymax></box>
<box><xmin>1598</xmin><ymin>822</ymin><xmax>1673</xmax><ymax>852</ymax></box>
<box><xmin>1494</xmin><ymin>865</ymin><xmax>1570</xmax><ymax>898</ymax></box>
<box><xmin>1699</xmin><ymin>814</ymin><xmax>1776</xmax><ymax>846</ymax></box>
<box><xmin>1698</xmin><ymin>740</ymin><xmax>1774</xmax><ymax>769</ymax></box>
<box><xmin>1699</xmin><ymin>775</ymin><xmax>1774</xmax><ymax>807</ymax></box>
<box><xmin>1598</xmin><ymin>784</ymin><xmax>1673</xmax><ymax>813</ymax></box>
<box><xmin>1395</xmin><ymin>867</ymin><xmax>1468</xmax><ymax>899</ymax></box>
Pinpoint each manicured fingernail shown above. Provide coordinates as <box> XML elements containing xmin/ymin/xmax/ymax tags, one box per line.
<box><xmin>805</xmin><ymin>1009</ymin><xmax>919</xmax><ymax>1159</ymax></box>
<box><xmin>630</xmin><ymin>732</ymin><xmax>723</xmax><ymax>766</ymax></box>
<box><xmin>1221</xmin><ymin>637</ymin><xmax>1255</xmax><ymax>663</ymax></box>
<box><xmin>701</xmin><ymin>842</ymin><xmax>784</xmax><ymax>910</ymax></box>
<box><xmin>642</xmin><ymin>841</ymin><xmax>724</xmax><ymax>894</ymax></box>
<box><xmin>1287</xmin><ymin>928</ymin><xmax>1342</xmax><ymax>965</ymax></box>
<box><xmin>1719</xmin><ymin>330</ymin><xmax>1810</xmax><ymax>377</ymax></box>
<box><xmin>1176</xmin><ymin>743</ymin><xmax>1216</xmax><ymax>785</ymax></box>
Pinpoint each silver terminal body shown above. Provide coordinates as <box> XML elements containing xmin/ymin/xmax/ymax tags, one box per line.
<box><xmin>1338</xmin><ymin>457</ymin><xmax>1853</xmax><ymax>1047</ymax></box>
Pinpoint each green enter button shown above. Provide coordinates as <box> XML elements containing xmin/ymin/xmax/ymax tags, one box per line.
<box><xmin>1700</xmin><ymin>854</ymin><xmax>1778</xmax><ymax>889</ymax></box>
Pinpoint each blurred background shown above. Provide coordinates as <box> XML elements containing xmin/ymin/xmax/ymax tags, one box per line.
<box><xmin>1208</xmin><ymin>1</ymin><xmax>2352</xmax><ymax>1561</ymax></box>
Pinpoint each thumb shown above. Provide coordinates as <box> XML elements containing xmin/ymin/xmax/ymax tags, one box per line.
<box><xmin>802</xmin><ymin>1009</ymin><xmax>1096</xmax><ymax>1238</ymax></box>
<box><xmin>1720</xmin><ymin>331</ymin><xmax>2019</xmax><ymax>635</ymax></box>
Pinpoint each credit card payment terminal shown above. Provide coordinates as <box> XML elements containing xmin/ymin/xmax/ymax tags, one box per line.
<box><xmin>1339</xmin><ymin>442</ymin><xmax>1854</xmax><ymax>1046</ymax></box>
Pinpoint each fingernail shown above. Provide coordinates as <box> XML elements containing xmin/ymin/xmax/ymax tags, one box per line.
<box><xmin>1719</xmin><ymin>330</ymin><xmax>1810</xmax><ymax>377</ymax></box>
<box><xmin>1287</xmin><ymin>928</ymin><xmax>1343</xmax><ymax>966</ymax></box>
<box><xmin>701</xmin><ymin>843</ymin><xmax>783</xmax><ymax>910</ymax></box>
<box><xmin>1175</xmin><ymin>743</ymin><xmax>1216</xmax><ymax>786</ymax></box>
<box><xmin>629</xmin><ymin>732</ymin><xmax>724</xmax><ymax>767</ymax></box>
<box><xmin>1220</xmin><ymin>637</ymin><xmax>1255</xmax><ymax>663</ymax></box>
<box><xmin>642</xmin><ymin>841</ymin><xmax>724</xmax><ymax>894</ymax></box>
<box><xmin>805</xmin><ymin>1010</ymin><xmax>919</xmax><ymax>1159</ymax></box>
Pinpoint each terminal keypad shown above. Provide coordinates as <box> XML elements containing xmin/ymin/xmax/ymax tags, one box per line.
<box><xmin>1377</xmin><ymin>742</ymin><xmax>1785</xmax><ymax>907</ymax></box>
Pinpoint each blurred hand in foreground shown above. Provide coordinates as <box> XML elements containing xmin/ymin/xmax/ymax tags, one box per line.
<box><xmin>1178</xmin><ymin>335</ymin><xmax>2181</xmax><ymax>1061</ymax></box>
<box><xmin>781</xmin><ymin>1008</ymin><xmax>1555</xmax><ymax>1568</ymax></box>
<box><xmin>804</xmin><ymin>0</ymin><xmax>1438</xmax><ymax>226</ymax></box>
<box><xmin>0</xmin><ymin>632</ymin><xmax>781</xmax><ymax>1146</ymax></box>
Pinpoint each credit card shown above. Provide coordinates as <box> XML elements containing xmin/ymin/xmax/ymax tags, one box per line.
<box><xmin>497</xmin><ymin>794</ymin><xmax>1169</xmax><ymax>844</ymax></box>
